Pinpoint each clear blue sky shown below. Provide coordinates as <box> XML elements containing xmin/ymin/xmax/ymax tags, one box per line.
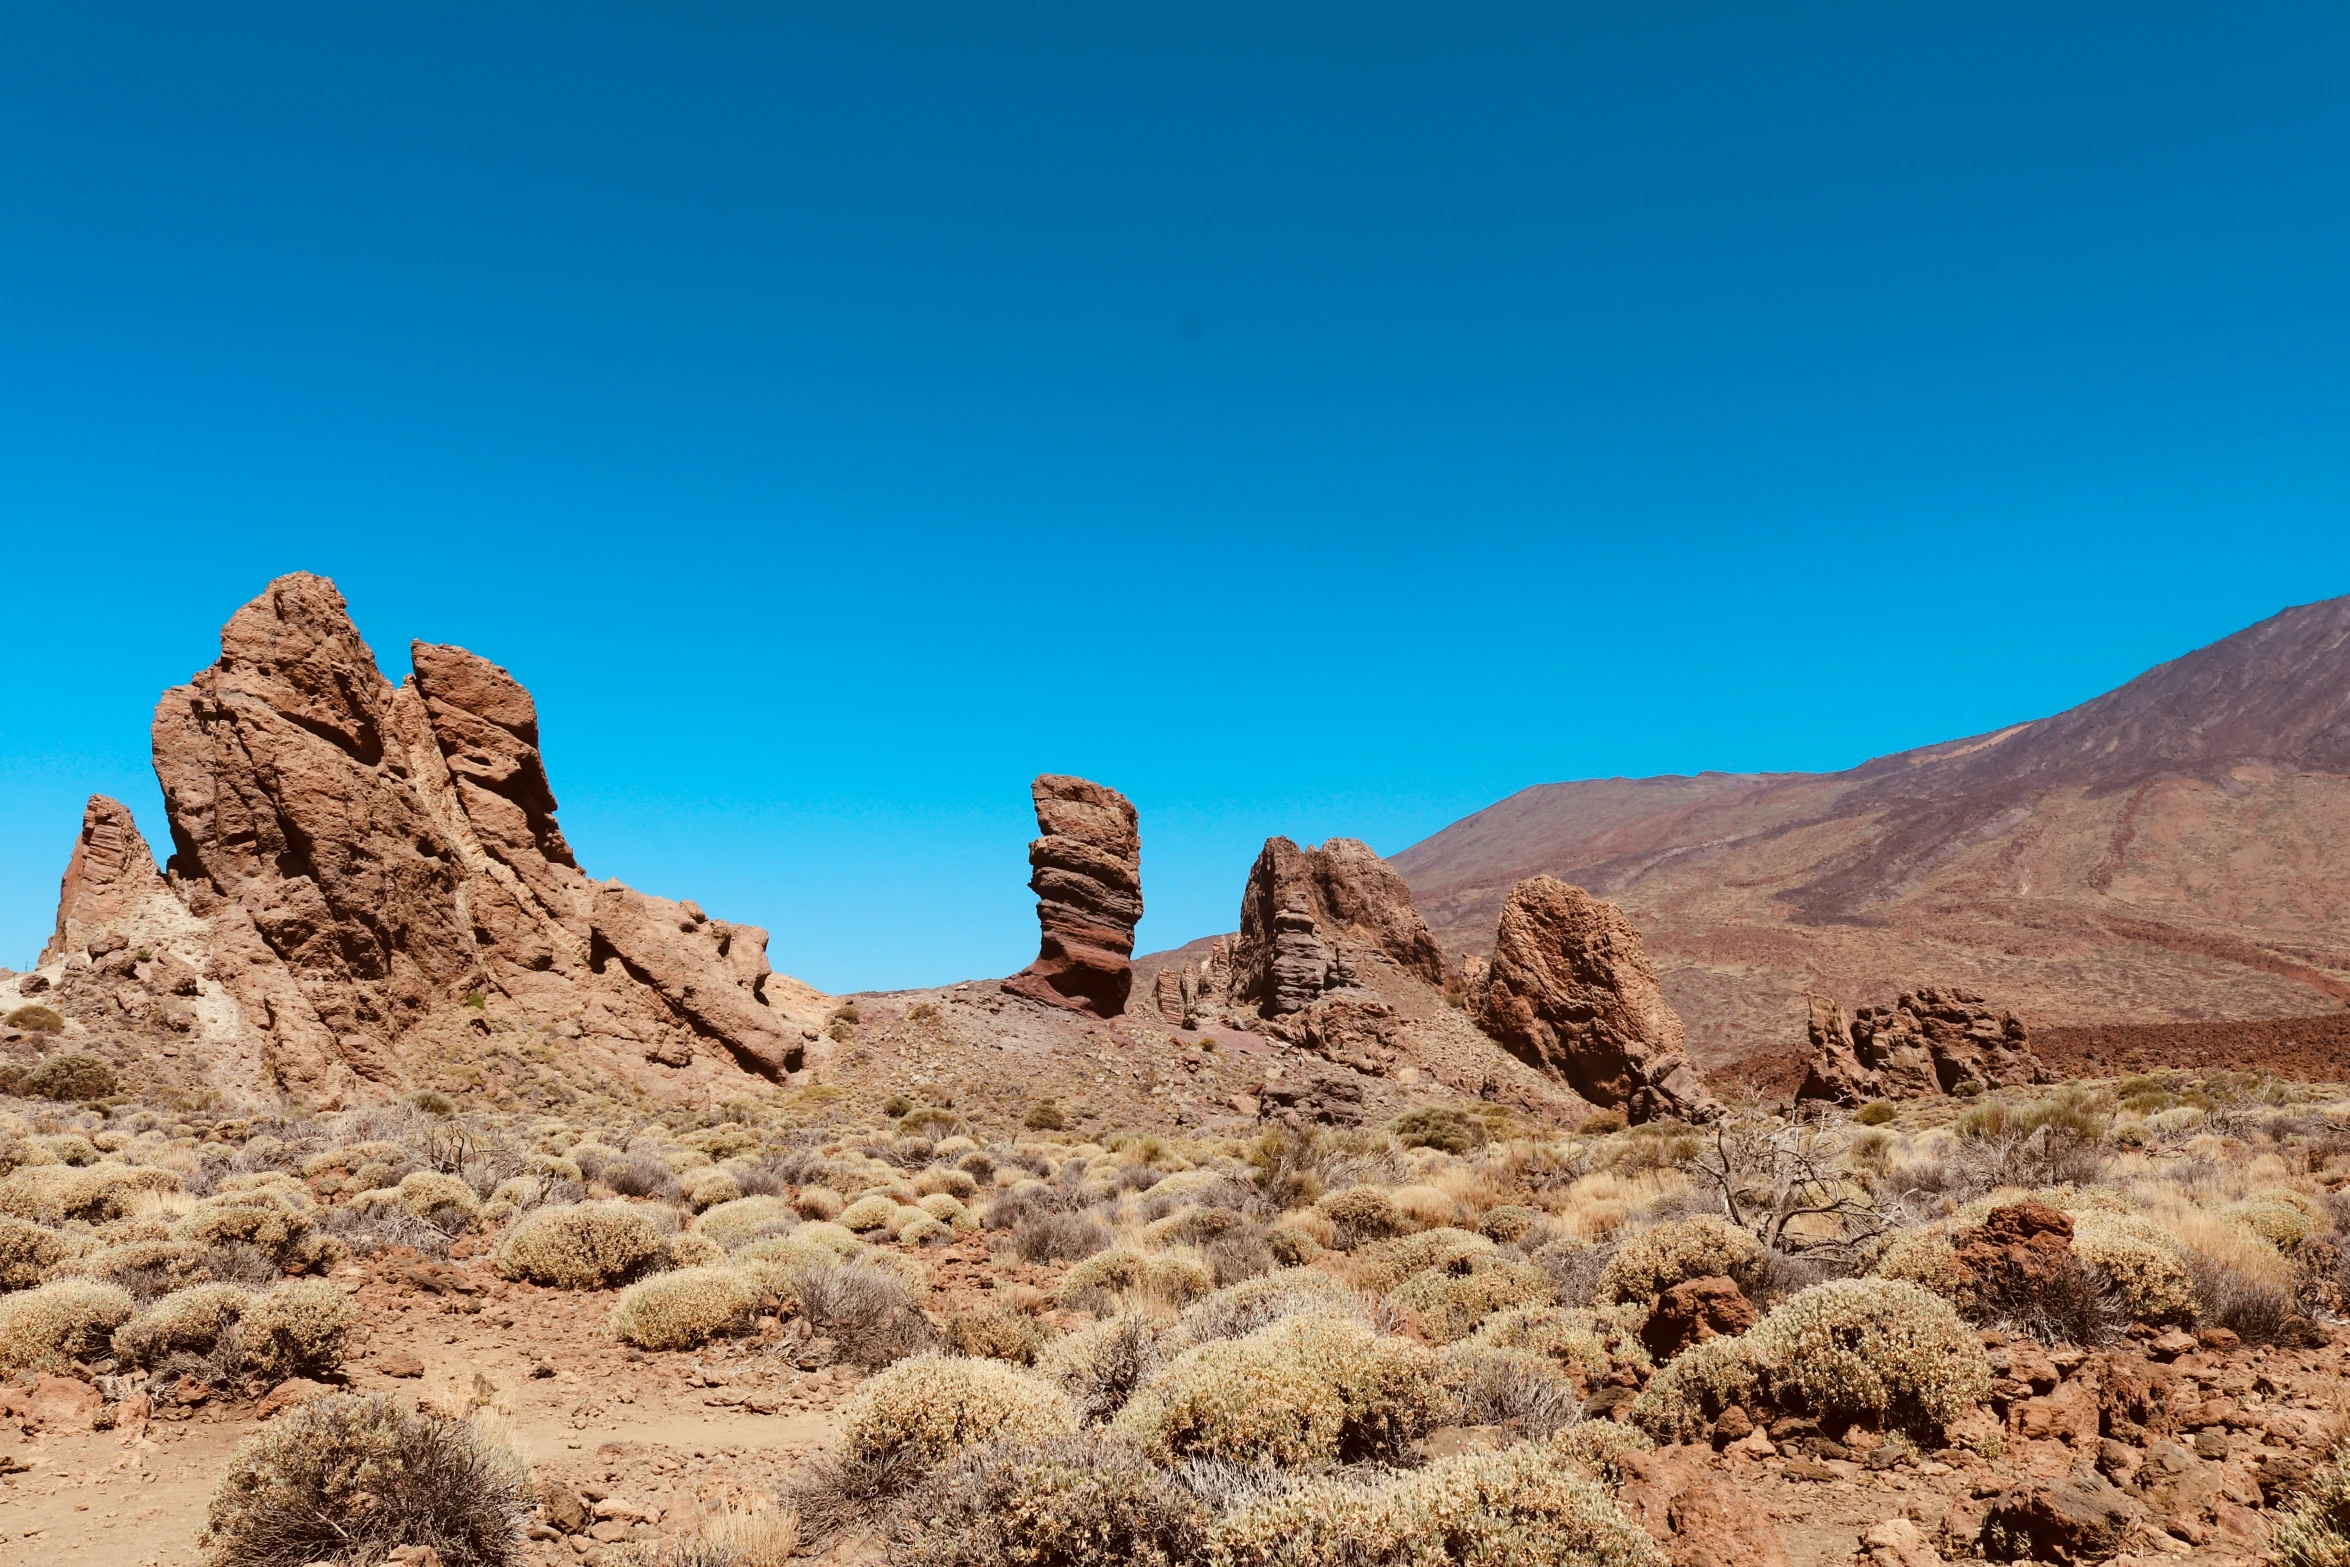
<box><xmin>4</xmin><ymin>2</ymin><xmax>2347</xmax><ymax>991</ymax></box>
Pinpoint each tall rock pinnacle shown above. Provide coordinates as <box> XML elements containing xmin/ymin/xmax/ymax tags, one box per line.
<box><xmin>1003</xmin><ymin>775</ymin><xmax>1142</xmax><ymax>1017</ymax></box>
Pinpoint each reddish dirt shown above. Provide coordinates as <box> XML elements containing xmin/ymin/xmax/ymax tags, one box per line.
<box><xmin>2034</xmin><ymin>1012</ymin><xmax>2350</xmax><ymax>1081</ymax></box>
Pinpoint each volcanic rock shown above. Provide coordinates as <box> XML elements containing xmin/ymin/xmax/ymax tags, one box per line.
<box><xmin>17</xmin><ymin>571</ymin><xmax>824</xmax><ymax>1106</ymax></box>
<box><xmin>1474</xmin><ymin>877</ymin><xmax>1720</xmax><ymax>1123</ymax></box>
<box><xmin>1980</xmin><ymin>1468</ymin><xmax>2146</xmax><ymax>1563</ymax></box>
<box><xmin>1233</xmin><ymin>837</ymin><xmax>1448</xmax><ymax>1017</ymax></box>
<box><xmin>1640</xmin><ymin>1275</ymin><xmax>1757</xmax><ymax>1361</ymax></box>
<box><xmin>1002</xmin><ymin>775</ymin><xmax>1142</xmax><ymax>1017</ymax></box>
<box><xmin>1951</xmin><ymin>1201</ymin><xmax>2075</xmax><ymax>1313</ymax></box>
<box><xmin>41</xmin><ymin>797</ymin><xmax>169</xmax><ymax>964</ymax></box>
<box><xmin>1798</xmin><ymin>986</ymin><xmax>2045</xmax><ymax>1104</ymax></box>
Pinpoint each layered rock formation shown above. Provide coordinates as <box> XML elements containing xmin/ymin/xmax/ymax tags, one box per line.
<box><xmin>1474</xmin><ymin>876</ymin><xmax>1720</xmax><ymax>1123</ymax></box>
<box><xmin>1796</xmin><ymin>986</ymin><xmax>2046</xmax><ymax>1104</ymax></box>
<box><xmin>1002</xmin><ymin>776</ymin><xmax>1142</xmax><ymax>1017</ymax></box>
<box><xmin>1233</xmin><ymin>837</ymin><xmax>1449</xmax><ymax>1017</ymax></box>
<box><xmin>13</xmin><ymin>572</ymin><xmax>825</xmax><ymax>1106</ymax></box>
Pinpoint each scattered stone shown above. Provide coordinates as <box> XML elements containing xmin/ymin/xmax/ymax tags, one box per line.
<box><xmin>254</xmin><ymin>1379</ymin><xmax>335</xmax><ymax>1421</ymax></box>
<box><xmin>1473</xmin><ymin>876</ymin><xmax>1720</xmax><ymax>1123</ymax></box>
<box><xmin>1860</xmin><ymin>1517</ymin><xmax>1948</xmax><ymax>1567</ymax></box>
<box><xmin>1981</xmin><ymin>1469</ymin><xmax>2146</xmax><ymax>1563</ymax></box>
<box><xmin>1002</xmin><ymin>776</ymin><xmax>1142</xmax><ymax>1017</ymax></box>
<box><xmin>378</xmin><ymin>1351</ymin><xmax>426</xmax><ymax>1378</ymax></box>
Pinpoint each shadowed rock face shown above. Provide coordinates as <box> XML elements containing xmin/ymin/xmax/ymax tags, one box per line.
<box><xmin>1002</xmin><ymin>775</ymin><xmax>1142</xmax><ymax>1017</ymax></box>
<box><xmin>1233</xmin><ymin>836</ymin><xmax>1450</xmax><ymax>1017</ymax></box>
<box><xmin>1475</xmin><ymin>876</ymin><xmax>1720</xmax><ymax>1123</ymax></box>
<box><xmin>42</xmin><ymin>796</ymin><xmax>167</xmax><ymax>965</ymax></box>
<box><xmin>127</xmin><ymin>571</ymin><xmax>815</xmax><ymax>1103</ymax></box>
<box><xmin>1797</xmin><ymin>986</ymin><xmax>2046</xmax><ymax>1105</ymax></box>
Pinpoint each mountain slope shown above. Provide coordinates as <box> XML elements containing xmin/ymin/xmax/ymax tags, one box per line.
<box><xmin>1393</xmin><ymin>597</ymin><xmax>2350</xmax><ymax>1066</ymax></box>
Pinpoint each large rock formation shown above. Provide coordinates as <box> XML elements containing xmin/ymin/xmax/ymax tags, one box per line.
<box><xmin>9</xmin><ymin>572</ymin><xmax>826</xmax><ymax>1107</ymax></box>
<box><xmin>1796</xmin><ymin>986</ymin><xmax>2046</xmax><ymax>1104</ymax></box>
<box><xmin>1474</xmin><ymin>876</ymin><xmax>1719</xmax><ymax>1123</ymax></box>
<box><xmin>1233</xmin><ymin>837</ymin><xmax>1449</xmax><ymax>1017</ymax></box>
<box><xmin>1002</xmin><ymin>775</ymin><xmax>1142</xmax><ymax>1017</ymax></box>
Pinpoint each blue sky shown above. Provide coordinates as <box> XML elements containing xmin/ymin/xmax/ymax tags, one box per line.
<box><xmin>3</xmin><ymin>1</ymin><xmax>2347</xmax><ymax>990</ymax></box>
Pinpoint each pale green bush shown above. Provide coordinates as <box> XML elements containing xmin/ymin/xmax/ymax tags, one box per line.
<box><xmin>113</xmin><ymin>1283</ymin><xmax>252</xmax><ymax>1367</ymax></box>
<box><xmin>2274</xmin><ymin>1441</ymin><xmax>2350</xmax><ymax>1567</ymax></box>
<box><xmin>0</xmin><ymin>1279</ymin><xmax>135</xmax><ymax>1372</ymax></box>
<box><xmin>917</xmin><ymin>1192</ymin><xmax>976</xmax><ymax>1230</ymax></box>
<box><xmin>392</xmin><ymin>1170</ymin><xmax>480</xmax><ymax>1221</ymax></box>
<box><xmin>841</xmin><ymin>1354</ymin><xmax>1077</xmax><ymax>1467</ymax></box>
<box><xmin>682</xmin><ymin>1168</ymin><xmax>743</xmax><ymax>1211</ymax></box>
<box><xmin>1869</xmin><ymin>1223</ymin><xmax>1970</xmax><ymax>1307</ymax></box>
<box><xmin>172</xmin><ymin>1186</ymin><xmax>339</xmax><ymax>1272</ymax></box>
<box><xmin>1549</xmin><ymin>1420</ymin><xmax>1657</xmax><ymax>1486</ymax></box>
<box><xmin>666</xmin><ymin>1231</ymin><xmax>728</xmax><ymax>1268</ymax></box>
<box><xmin>611</xmin><ymin>1266</ymin><xmax>758</xmax><ymax>1350</ymax></box>
<box><xmin>695</xmin><ymin>1195</ymin><xmax>800</xmax><ymax>1250</ymax></box>
<box><xmin>2229</xmin><ymin>1191</ymin><xmax>2322</xmax><ymax>1253</ymax></box>
<box><xmin>1391</xmin><ymin>1259</ymin><xmax>1555</xmax><ymax>1344</ymax></box>
<box><xmin>242</xmin><ymin>1279</ymin><xmax>358</xmax><ymax>1382</ymax></box>
<box><xmin>1466</xmin><ymin>1305</ymin><xmax>1621</xmax><ymax>1384</ymax></box>
<box><xmin>1055</xmin><ymin>1249</ymin><xmax>1213</xmax><ymax>1308</ymax></box>
<box><xmin>838</xmin><ymin>1193</ymin><xmax>901</xmax><ymax>1232</ymax></box>
<box><xmin>0</xmin><ymin>1215</ymin><xmax>73</xmax><ymax>1290</ymax></box>
<box><xmin>1597</xmin><ymin>1216</ymin><xmax>1765</xmax><ymax>1303</ymax></box>
<box><xmin>493</xmin><ymin>1200</ymin><xmax>663</xmax><ymax>1288</ymax></box>
<box><xmin>1343</xmin><ymin>1228</ymin><xmax>1495</xmax><ymax>1294</ymax></box>
<box><xmin>1633</xmin><ymin>1278</ymin><xmax>1988</xmax><ymax>1443</ymax></box>
<box><xmin>1210</xmin><ymin>1443</ymin><xmax>1666</xmax><ymax>1567</ymax></box>
<box><xmin>1114</xmin><ymin>1313</ymin><xmax>1438</xmax><ymax>1466</ymax></box>
<box><xmin>896</xmin><ymin>1213</ymin><xmax>951</xmax><ymax>1246</ymax></box>
<box><xmin>2071</xmin><ymin>1213</ymin><xmax>2196</xmax><ymax>1324</ymax></box>
<box><xmin>1167</xmin><ymin>1269</ymin><xmax>1367</xmax><ymax>1353</ymax></box>
<box><xmin>0</xmin><ymin>1162</ymin><xmax>177</xmax><ymax>1223</ymax></box>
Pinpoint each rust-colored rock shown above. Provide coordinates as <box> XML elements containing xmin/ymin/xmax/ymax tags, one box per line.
<box><xmin>1797</xmin><ymin>986</ymin><xmax>2046</xmax><ymax>1105</ymax></box>
<box><xmin>41</xmin><ymin>796</ymin><xmax>168</xmax><ymax>964</ymax></box>
<box><xmin>1235</xmin><ymin>836</ymin><xmax>1449</xmax><ymax>1017</ymax></box>
<box><xmin>1474</xmin><ymin>877</ymin><xmax>1720</xmax><ymax>1123</ymax></box>
<box><xmin>1980</xmin><ymin>1469</ymin><xmax>2146</xmax><ymax>1563</ymax></box>
<box><xmin>1617</xmin><ymin>1445</ymin><xmax>1793</xmax><ymax>1567</ymax></box>
<box><xmin>1002</xmin><ymin>775</ymin><xmax>1142</xmax><ymax>1017</ymax></box>
<box><xmin>1641</xmin><ymin>1275</ymin><xmax>1758</xmax><ymax>1361</ymax></box>
<box><xmin>1952</xmin><ymin>1200</ymin><xmax>2076</xmax><ymax>1311</ymax></box>
<box><xmin>22</xmin><ymin>571</ymin><xmax>829</xmax><ymax>1107</ymax></box>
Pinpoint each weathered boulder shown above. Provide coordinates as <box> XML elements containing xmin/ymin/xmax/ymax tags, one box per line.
<box><xmin>1233</xmin><ymin>836</ymin><xmax>1448</xmax><ymax>1017</ymax></box>
<box><xmin>1002</xmin><ymin>775</ymin><xmax>1142</xmax><ymax>1017</ymax></box>
<box><xmin>1276</xmin><ymin>995</ymin><xmax>1406</xmax><ymax>1076</ymax></box>
<box><xmin>1981</xmin><ymin>1468</ymin><xmax>2146</xmax><ymax>1563</ymax></box>
<box><xmin>41</xmin><ymin>796</ymin><xmax>168</xmax><ymax>964</ymax></box>
<box><xmin>1473</xmin><ymin>877</ymin><xmax>1719</xmax><ymax>1123</ymax></box>
<box><xmin>1798</xmin><ymin>986</ymin><xmax>2045</xmax><ymax>1104</ymax></box>
<box><xmin>1952</xmin><ymin>1200</ymin><xmax>2076</xmax><ymax>1310</ymax></box>
<box><xmin>1254</xmin><ymin>1065</ymin><xmax>1365</xmax><ymax>1128</ymax></box>
<box><xmin>1641</xmin><ymin>1275</ymin><xmax>1758</xmax><ymax>1361</ymax></box>
<box><xmin>1616</xmin><ymin>1445</ymin><xmax>1793</xmax><ymax>1567</ymax></box>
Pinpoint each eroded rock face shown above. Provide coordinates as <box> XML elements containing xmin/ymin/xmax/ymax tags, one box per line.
<box><xmin>1002</xmin><ymin>775</ymin><xmax>1141</xmax><ymax>1017</ymax></box>
<box><xmin>1640</xmin><ymin>1275</ymin><xmax>1757</xmax><ymax>1362</ymax></box>
<box><xmin>1474</xmin><ymin>876</ymin><xmax>1720</xmax><ymax>1123</ymax></box>
<box><xmin>1234</xmin><ymin>836</ymin><xmax>1449</xmax><ymax>1017</ymax></box>
<box><xmin>42</xmin><ymin>796</ymin><xmax>167</xmax><ymax>964</ymax></box>
<box><xmin>104</xmin><ymin>571</ymin><xmax>822</xmax><ymax>1104</ymax></box>
<box><xmin>1798</xmin><ymin>986</ymin><xmax>2046</xmax><ymax>1104</ymax></box>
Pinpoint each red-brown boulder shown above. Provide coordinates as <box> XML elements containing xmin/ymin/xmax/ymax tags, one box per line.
<box><xmin>1642</xmin><ymin>1275</ymin><xmax>1758</xmax><ymax>1361</ymax></box>
<box><xmin>1233</xmin><ymin>836</ymin><xmax>1450</xmax><ymax>1017</ymax></box>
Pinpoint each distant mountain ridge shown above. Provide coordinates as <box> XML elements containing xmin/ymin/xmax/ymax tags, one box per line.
<box><xmin>1392</xmin><ymin>597</ymin><xmax>2350</xmax><ymax>1065</ymax></box>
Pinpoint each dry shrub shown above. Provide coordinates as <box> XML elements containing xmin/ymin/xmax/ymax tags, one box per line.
<box><xmin>0</xmin><ymin>1161</ymin><xmax>177</xmax><ymax>1223</ymax></box>
<box><xmin>2275</xmin><ymin>1442</ymin><xmax>2350</xmax><ymax>1567</ymax></box>
<box><xmin>1466</xmin><ymin>1305</ymin><xmax>1622</xmax><ymax>1386</ymax></box>
<box><xmin>1550</xmin><ymin>1420</ymin><xmax>1657</xmax><ymax>1485</ymax></box>
<box><xmin>1055</xmin><ymin>1249</ymin><xmax>1213</xmax><ymax>1309</ymax></box>
<box><xmin>601</xmin><ymin>1155</ymin><xmax>684</xmax><ymax>1201</ymax></box>
<box><xmin>942</xmin><ymin>1303</ymin><xmax>1051</xmax><ymax>1366</ymax></box>
<box><xmin>794</xmin><ymin>1185</ymin><xmax>846</xmax><ymax>1221</ymax></box>
<box><xmin>1343</xmin><ymin>1228</ymin><xmax>1495</xmax><ymax>1294</ymax></box>
<box><xmin>0</xmin><ymin>1213</ymin><xmax>73</xmax><ymax>1289</ymax></box>
<box><xmin>393</xmin><ymin>1171</ymin><xmax>480</xmax><ymax>1221</ymax></box>
<box><xmin>1597</xmin><ymin>1216</ymin><xmax>1765</xmax><ymax>1303</ymax></box>
<box><xmin>611</xmin><ymin>1266</ymin><xmax>758</xmax><ymax>1350</ymax></box>
<box><xmin>1436</xmin><ymin>1344</ymin><xmax>1581</xmax><ymax>1437</ymax></box>
<box><xmin>1113</xmin><ymin>1313</ymin><xmax>1438</xmax><ymax>1467</ymax></box>
<box><xmin>666</xmin><ymin>1232</ymin><xmax>728</xmax><ymax>1269</ymax></box>
<box><xmin>2070</xmin><ymin>1213</ymin><xmax>2196</xmax><ymax>1324</ymax></box>
<box><xmin>23</xmin><ymin>1052</ymin><xmax>116</xmax><ymax>1101</ymax></box>
<box><xmin>1318</xmin><ymin>1187</ymin><xmax>1410</xmax><ymax>1249</ymax></box>
<box><xmin>841</xmin><ymin>1354</ymin><xmax>1078</xmax><ymax>1469</ymax></box>
<box><xmin>1169</xmin><ymin>1270</ymin><xmax>1367</xmax><ymax>1354</ymax></box>
<box><xmin>893</xmin><ymin>1431</ymin><xmax>1204</xmax><ymax>1567</ymax></box>
<box><xmin>1005</xmin><ymin>1213</ymin><xmax>1114</xmax><ymax>1265</ymax></box>
<box><xmin>0</xmin><ymin>1278</ymin><xmax>134</xmax><ymax>1372</ymax></box>
<box><xmin>1388</xmin><ymin>1184</ymin><xmax>1461</xmax><ymax>1229</ymax></box>
<box><xmin>792</xmin><ymin>1258</ymin><xmax>937</xmax><ymax>1368</ymax></box>
<box><xmin>1203</xmin><ymin>1232</ymin><xmax>1275</xmax><ymax>1288</ymax></box>
<box><xmin>1479</xmin><ymin>1204</ymin><xmax>1546</xmax><ymax>1244</ymax></box>
<box><xmin>839</xmin><ymin>1194</ymin><xmax>900</xmax><ymax>1232</ymax></box>
<box><xmin>114</xmin><ymin>1282</ymin><xmax>252</xmax><ymax>1368</ymax></box>
<box><xmin>682</xmin><ymin>1169</ymin><xmax>743</xmax><ymax>1212</ymax></box>
<box><xmin>1633</xmin><ymin>1278</ymin><xmax>1988</xmax><ymax>1444</ymax></box>
<box><xmin>915</xmin><ymin>1167</ymin><xmax>980</xmax><ymax>1200</ymax></box>
<box><xmin>917</xmin><ymin>1193</ymin><xmax>976</xmax><ymax>1230</ymax></box>
<box><xmin>202</xmin><ymin>1393</ymin><xmax>529</xmax><ymax>1567</ymax></box>
<box><xmin>691</xmin><ymin>1501</ymin><xmax>798</xmax><ymax>1567</ymax></box>
<box><xmin>242</xmin><ymin>1278</ymin><xmax>359</xmax><ymax>1382</ymax></box>
<box><xmin>494</xmin><ymin>1201</ymin><xmax>663</xmax><ymax>1288</ymax></box>
<box><xmin>1210</xmin><ymin>1444</ymin><xmax>1666</xmax><ymax>1567</ymax></box>
<box><xmin>1037</xmin><ymin>1312</ymin><xmax>1164</xmax><ymax>1423</ymax></box>
<box><xmin>1390</xmin><ymin>1259</ymin><xmax>1555</xmax><ymax>1344</ymax></box>
<box><xmin>173</xmin><ymin>1187</ymin><xmax>339</xmax><ymax>1273</ymax></box>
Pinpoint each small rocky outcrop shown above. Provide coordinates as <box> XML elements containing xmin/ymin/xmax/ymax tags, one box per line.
<box><xmin>1797</xmin><ymin>986</ymin><xmax>2046</xmax><ymax>1105</ymax></box>
<box><xmin>1952</xmin><ymin>1201</ymin><xmax>2076</xmax><ymax>1307</ymax></box>
<box><xmin>1233</xmin><ymin>836</ymin><xmax>1449</xmax><ymax>1017</ymax></box>
<box><xmin>1473</xmin><ymin>876</ymin><xmax>1719</xmax><ymax>1123</ymax></box>
<box><xmin>1002</xmin><ymin>775</ymin><xmax>1142</xmax><ymax>1017</ymax></box>
<box><xmin>42</xmin><ymin>796</ymin><xmax>170</xmax><ymax>964</ymax></box>
<box><xmin>1639</xmin><ymin>1275</ymin><xmax>1757</xmax><ymax>1361</ymax></box>
<box><xmin>1980</xmin><ymin>1469</ymin><xmax>2146</xmax><ymax>1563</ymax></box>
